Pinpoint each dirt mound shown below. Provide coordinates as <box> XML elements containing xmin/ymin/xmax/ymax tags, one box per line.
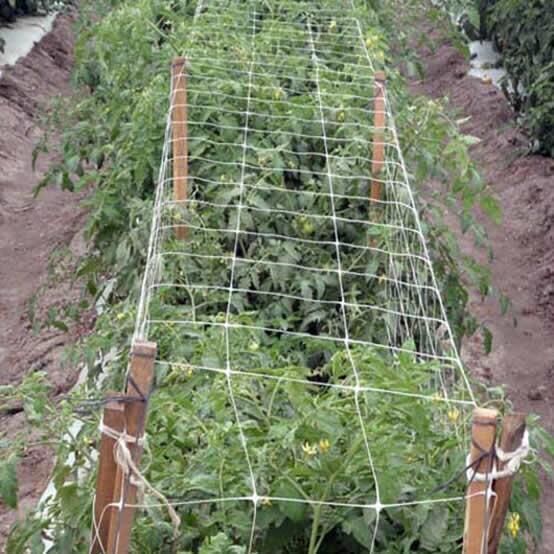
<box><xmin>410</xmin><ymin>27</ymin><xmax>554</xmax><ymax>553</ymax></box>
<box><xmin>0</xmin><ymin>12</ymin><xmax>90</xmax><ymax>546</ymax></box>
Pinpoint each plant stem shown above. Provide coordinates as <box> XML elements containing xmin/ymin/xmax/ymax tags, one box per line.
<box><xmin>308</xmin><ymin>503</ymin><xmax>322</xmax><ymax>554</ymax></box>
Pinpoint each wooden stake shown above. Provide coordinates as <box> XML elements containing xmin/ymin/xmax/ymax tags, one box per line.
<box><xmin>488</xmin><ymin>413</ymin><xmax>527</xmax><ymax>554</ymax></box>
<box><xmin>370</xmin><ymin>71</ymin><xmax>386</xmax><ymax>209</ymax></box>
<box><xmin>463</xmin><ymin>407</ymin><xmax>498</xmax><ymax>554</ymax></box>
<box><xmin>106</xmin><ymin>341</ymin><xmax>157</xmax><ymax>554</ymax></box>
<box><xmin>91</xmin><ymin>396</ymin><xmax>125</xmax><ymax>554</ymax></box>
<box><xmin>171</xmin><ymin>56</ymin><xmax>188</xmax><ymax>240</ymax></box>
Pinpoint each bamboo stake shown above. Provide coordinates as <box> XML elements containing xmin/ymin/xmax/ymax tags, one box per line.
<box><xmin>91</xmin><ymin>396</ymin><xmax>125</xmax><ymax>554</ymax></box>
<box><xmin>106</xmin><ymin>341</ymin><xmax>157</xmax><ymax>554</ymax></box>
<box><xmin>171</xmin><ymin>56</ymin><xmax>188</xmax><ymax>240</ymax></box>
<box><xmin>463</xmin><ymin>407</ymin><xmax>498</xmax><ymax>554</ymax></box>
<box><xmin>370</xmin><ymin>70</ymin><xmax>386</xmax><ymax>210</ymax></box>
<box><xmin>488</xmin><ymin>413</ymin><xmax>527</xmax><ymax>554</ymax></box>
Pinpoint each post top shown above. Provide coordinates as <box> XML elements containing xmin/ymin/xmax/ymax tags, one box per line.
<box><xmin>132</xmin><ymin>340</ymin><xmax>158</xmax><ymax>358</ymax></box>
<box><xmin>473</xmin><ymin>406</ymin><xmax>499</xmax><ymax>421</ymax></box>
<box><xmin>374</xmin><ymin>70</ymin><xmax>386</xmax><ymax>82</ymax></box>
<box><xmin>172</xmin><ymin>56</ymin><xmax>187</xmax><ymax>68</ymax></box>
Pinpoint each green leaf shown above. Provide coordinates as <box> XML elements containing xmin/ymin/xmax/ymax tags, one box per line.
<box><xmin>342</xmin><ymin>515</ymin><xmax>373</xmax><ymax>547</ymax></box>
<box><xmin>273</xmin><ymin>479</ymin><xmax>306</xmax><ymax>523</ymax></box>
<box><xmin>0</xmin><ymin>454</ymin><xmax>19</xmax><ymax>509</ymax></box>
<box><xmin>480</xmin><ymin>194</ymin><xmax>502</xmax><ymax>225</ymax></box>
<box><xmin>482</xmin><ymin>326</ymin><xmax>493</xmax><ymax>354</ymax></box>
<box><xmin>420</xmin><ymin>506</ymin><xmax>449</xmax><ymax>550</ymax></box>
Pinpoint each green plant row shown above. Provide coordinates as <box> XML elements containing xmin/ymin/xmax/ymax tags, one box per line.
<box><xmin>486</xmin><ymin>0</ymin><xmax>554</xmax><ymax>156</ymax></box>
<box><xmin>2</xmin><ymin>0</ymin><xmax>549</xmax><ymax>553</ymax></box>
<box><xmin>436</xmin><ymin>0</ymin><xmax>554</xmax><ymax>156</ymax></box>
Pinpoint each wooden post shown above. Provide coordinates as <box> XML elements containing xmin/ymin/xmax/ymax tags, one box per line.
<box><xmin>171</xmin><ymin>56</ymin><xmax>188</xmax><ymax>240</ymax></box>
<box><xmin>370</xmin><ymin>71</ymin><xmax>386</xmax><ymax>209</ymax></box>
<box><xmin>488</xmin><ymin>413</ymin><xmax>527</xmax><ymax>554</ymax></box>
<box><xmin>463</xmin><ymin>407</ymin><xmax>498</xmax><ymax>554</ymax></box>
<box><xmin>106</xmin><ymin>341</ymin><xmax>157</xmax><ymax>554</ymax></box>
<box><xmin>91</xmin><ymin>396</ymin><xmax>125</xmax><ymax>554</ymax></box>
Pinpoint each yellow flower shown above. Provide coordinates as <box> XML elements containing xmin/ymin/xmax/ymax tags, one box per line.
<box><xmin>318</xmin><ymin>439</ymin><xmax>331</xmax><ymax>454</ymax></box>
<box><xmin>116</xmin><ymin>312</ymin><xmax>125</xmax><ymax>321</ymax></box>
<box><xmin>302</xmin><ymin>442</ymin><xmax>317</xmax><ymax>457</ymax></box>
<box><xmin>328</xmin><ymin>20</ymin><xmax>337</xmax><ymax>31</ymax></box>
<box><xmin>261</xmin><ymin>496</ymin><xmax>272</xmax><ymax>506</ymax></box>
<box><xmin>447</xmin><ymin>408</ymin><xmax>460</xmax><ymax>424</ymax></box>
<box><xmin>273</xmin><ymin>87</ymin><xmax>284</xmax><ymax>101</ymax></box>
<box><xmin>507</xmin><ymin>512</ymin><xmax>521</xmax><ymax>538</ymax></box>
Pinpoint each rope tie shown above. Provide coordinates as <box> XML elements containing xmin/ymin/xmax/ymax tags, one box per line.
<box><xmin>431</xmin><ymin>429</ymin><xmax>530</xmax><ymax>496</ymax></box>
<box><xmin>98</xmin><ymin>423</ymin><xmax>181</xmax><ymax>540</ymax></box>
<box><xmin>467</xmin><ymin>430</ymin><xmax>530</xmax><ymax>483</ymax></box>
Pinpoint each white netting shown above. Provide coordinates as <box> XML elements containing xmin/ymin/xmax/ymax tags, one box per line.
<box><xmin>98</xmin><ymin>1</ymin><xmax>483</xmax><ymax>552</ymax></box>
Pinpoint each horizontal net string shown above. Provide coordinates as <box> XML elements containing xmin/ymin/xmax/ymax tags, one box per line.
<box><xmin>164</xmin><ymin>175</ymin><xmax>415</xmax><ymax>207</ymax></box>
<box><xmin>173</xmin><ymin>152</ymin><xmax>406</xmax><ymax>178</ymax></box>
<box><xmin>181</xmin><ymin>119</ymin><xmax>394</xmax><ymax>145</ymax></box>
<box><xmin>185</xmin><ymin>40</ymin><xmax>376</xmax><ymax>61</ymax></box>
<box><xmin>187</xmin><ymin>34</ymin><xmax>378</xmax><ymax>55</ymax></box>
<box><xmin>158</xmin><ymin>223</ymin><xmax>434</xmax><ymax>266</ymax></box>
<box><xmin>115</xmin><ymin>493</ymin><xmax>471</xmax><ymax>512</ymax></box>
<box><xmin>184</xmin><ymin>85</ymin><xmax>382</xmax><ymax>109</ymax></box>
<box><xmin>149</xmin><ymin>283</ymin><xmax>448</xmax><ymax>326</ymax></box>
<box><xmin>157</xmin><ymin>251</ymin><xmax>441</xmax><ymax>293</ymax></box>
<box><xmin>195</xmin><ymin>6</ymin><xmax>366</xmax><ymax>18</ymax></box>
<box><xmin>162</xmin><ymin>198</ymin><xmax>425</xmax><ymax>239</ymax></box>
<box><xmin>182</xmin><ymin>58</ymin><xmax>377</xmax><ymax>86</ymax></box>
<box><xmin>177</xmin><ymin>58</ymin><xmax>378</xmax><ymax>85</ymax></box>
<box><xmin>183</xmin><ymin>81</ymin><xmax>387</xmax><ymax>108</ymax></box>
<box><xmin>147</xmin><ymin>318</ymin><xmax>460</xmax><ymax>363</ymax></box>
<box><xmin>185</xmin><ymin>47</ymin><xmax>374</xmax><ymax>69</ymax></box>
<box><xmin>173</xmin><ymin>107</ymin><xmax>395</xmax><ymax>138</ymax></box>
<box><xmin>177</xmin><ymin>135</ymin><xmax>402</xmax><ymax>159</ymax></box>
<box><xmin>188</xmin><ymin>16</ymin><xmax>373</xmax><ymax>36</ymax></box>
<box><xmin>153</xmin><ymin>361</ymin><xmax>472</xmax><ymax>405</ymax></box>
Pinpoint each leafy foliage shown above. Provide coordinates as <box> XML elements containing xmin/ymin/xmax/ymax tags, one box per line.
<box><xmin>0</xmin><ymin>0</ymin><xmax>70</xmax><ymax>23</ymax></box>
<box><xmin>4</xmin><ymin>0</ymin><xmax>549</xmax><ymax>553</ymax></box>
<box><xmin>486</xmin><ymin>0</ymin><xmax>554</xmax><ymax>156</ymax></box>
<box><xmin>438</xmin><ymin>0</ymin><xmax>554</xmax><ymax>156</ymax></box>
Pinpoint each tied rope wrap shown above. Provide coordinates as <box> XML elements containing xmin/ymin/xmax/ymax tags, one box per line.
<box><xmin>467</xmin><ymin>429</ymin><xmax>531</xmax><ymax>483</ymax></box>
<box><xmin>431</xmin><ymin>429</ymin><xmax>531</xmax><ymax>496</ymax></box>
<box><xmin>99</xmin><ymin>422</ymin><xmax>181</xmax><ymax>540</ymax></box>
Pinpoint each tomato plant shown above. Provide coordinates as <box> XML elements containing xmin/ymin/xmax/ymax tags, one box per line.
<box><xmin>3</xmin><ymin>0</ymin><xmax>549</xmax><ymax>553</ymax></box>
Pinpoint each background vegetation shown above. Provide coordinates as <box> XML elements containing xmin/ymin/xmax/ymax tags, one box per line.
<box><xmin>439</xmin><ymin>0</ymin><xmax>554</xmax><ymax>156</ymax></box>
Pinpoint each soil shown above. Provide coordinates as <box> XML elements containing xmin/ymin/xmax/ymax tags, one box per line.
<box><xmin>410</xmin><ymin>27</ymin><xmax>554</xmax><ymax>553</ymax></box>
<box><xmin>0</xmin><ymin>13</ymin><xmax>90</xmax><ymax>548</ymax></box>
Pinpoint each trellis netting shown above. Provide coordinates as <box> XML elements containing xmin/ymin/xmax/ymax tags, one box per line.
<box><xmin>99</xmin><ymin>0</ymin><xmax>480</xmax><ymax>551</ymax></box>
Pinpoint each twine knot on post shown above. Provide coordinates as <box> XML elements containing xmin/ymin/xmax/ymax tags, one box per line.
<box><xmin>466</xmin><ymin>429</ymin><xmax>530</xmax><ymax>483</ymax></box>
<box><xmin>98</xmin><ymin>423</ymin><xmax>181</xmax><ymax>541</ymax></box>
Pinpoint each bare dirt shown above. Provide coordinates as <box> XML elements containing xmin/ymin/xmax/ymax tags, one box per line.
<box><xmin>410</xmin><ymin>27</ymin><xmax>554</xmax><ymax>553</ymax></box>
<box><xmin>0</xmin><ymin>13</ymin><xmax>90</xmax><ymax>547</ymax></box>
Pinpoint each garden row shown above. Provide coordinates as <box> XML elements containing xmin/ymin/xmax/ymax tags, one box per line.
<box><xmin>1</xmin><ymin>1</ymin><xmax>547</xmax><ymax>553</ymax></box>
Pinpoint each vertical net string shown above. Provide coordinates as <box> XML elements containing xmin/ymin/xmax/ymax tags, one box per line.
<box><xmin>222</xmin><ymin>7</ymin><xmax>259</xmax><ymax>553</ymax></box>
<box><xmin>307</xmin><ymin>21</ymin><xmax>381</xmax><ymax>553</ymax></box>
